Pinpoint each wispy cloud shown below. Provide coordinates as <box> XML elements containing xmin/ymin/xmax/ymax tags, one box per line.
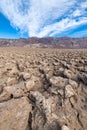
<box><xmin>0</xmin><ymin>0</ymin><xmax>87</xmax><ymax>37</ymax></box>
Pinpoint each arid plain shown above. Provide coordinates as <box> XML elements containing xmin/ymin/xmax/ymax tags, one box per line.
<box><xmin>0</xmin><ymin>47</ymin><xmax>87</xmax><ymax>130</ymax></box>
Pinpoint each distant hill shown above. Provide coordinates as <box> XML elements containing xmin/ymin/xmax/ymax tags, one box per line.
<box><xmin>0</xmin><ymin>37</ymin><xmax>87</xmax><ymax>48</ymax></box>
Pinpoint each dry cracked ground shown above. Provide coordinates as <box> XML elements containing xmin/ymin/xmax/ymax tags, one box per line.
<box><xmin>0</xmin><ymin>47</ymin><xmax>87</xmax><ymax>130</ymax></box>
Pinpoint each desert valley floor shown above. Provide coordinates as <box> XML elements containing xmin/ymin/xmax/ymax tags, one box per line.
<box><xmin>0</xmin><ymin>47</ymin><xmax>87</xmax><ymax>130</ymax></box>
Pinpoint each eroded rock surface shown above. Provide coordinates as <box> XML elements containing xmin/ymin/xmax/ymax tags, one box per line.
<box><xmin>0</xmin><ymin>48</ymin><xmax>87</xmax><ymax>130</ymax></box>
<box><xmin>0</xmin><ymin>97</ymin><xmax>32</xmax><ymax>130</ymax></box>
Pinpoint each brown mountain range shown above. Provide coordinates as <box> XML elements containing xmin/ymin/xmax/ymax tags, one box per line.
<box><xmin>0</xmin><ymin>37</ymin><xmax>87</xmax><ymax>48</ymax></box>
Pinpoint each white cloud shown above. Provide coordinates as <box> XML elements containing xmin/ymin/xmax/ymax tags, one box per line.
<box><xmin>38</xmin><ymin>17</ymin><xmax>87</xmax><ymax>37</ymax></box>
<box><xmin>80</xmin><ymin>1</ymin><xmax>87</xmax><ymax>8</ymax></box>
<box><xmin>72</xmin><ymin>9</ymin><xmax>82</xmax><ymax>17</ymax></box>
<box><xmin>0</xmin><ymin>0</ymin><xmax>87</xmax><ymax>37</ymax></box>
<box><xmin>72</xmin><ymin>1</ymin><xmax>87</xmax><ymax>17</ymax></box>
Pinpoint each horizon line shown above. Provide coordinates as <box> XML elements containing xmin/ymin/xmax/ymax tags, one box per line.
<box><xmin>0</xmin><ymin>36</ymin><xmax>87</xmax><ymax>40</ymax></box>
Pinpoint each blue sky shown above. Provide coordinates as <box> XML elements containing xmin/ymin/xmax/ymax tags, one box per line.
<box><xmin>0</xmin><ymin>0</ymin><xmax>87</xmax><ymax>38</ymax></box>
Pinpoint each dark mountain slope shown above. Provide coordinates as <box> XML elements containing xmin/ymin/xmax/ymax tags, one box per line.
<box><xmin>0</xmin><ymin>37</ymin><xmax>87</xmax><ymax>48</ymax></box>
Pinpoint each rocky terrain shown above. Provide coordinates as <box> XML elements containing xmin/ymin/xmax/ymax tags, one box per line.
<box><xmin>0</xmin><ymin>47</ymin><xmax>87</xmax><ymax>130</ymax></box>
<box><xmin>0</xmin><ymin>37</ymin><xmax>87</xmax><ymax>48</ymax></box>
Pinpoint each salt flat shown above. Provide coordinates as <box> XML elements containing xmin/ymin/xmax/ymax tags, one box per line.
<box><xmin>0</xmin><ymin>47</ymin><xmax>87</xmax><ymax>130</ymax></box>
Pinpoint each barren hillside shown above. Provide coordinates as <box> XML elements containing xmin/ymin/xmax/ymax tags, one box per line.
<box><xmin>0</xmin><ymin>37</ymin><xmax>87</xmax><ymax>48</ymax></box>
